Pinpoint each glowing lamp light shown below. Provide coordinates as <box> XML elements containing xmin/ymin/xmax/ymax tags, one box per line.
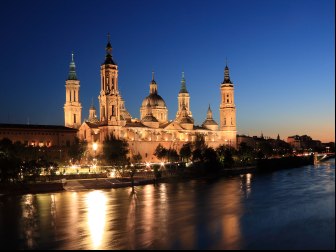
<box><xmin>93</xmin><ymin>142</ymin><xmax>98</xmax><ymax>151</ymax></box>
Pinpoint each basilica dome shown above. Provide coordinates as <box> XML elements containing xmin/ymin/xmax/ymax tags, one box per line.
<box><xmin>141</xmin><ymin>93</ymin><xmax>167</xmax><ymax>107</ymax></box>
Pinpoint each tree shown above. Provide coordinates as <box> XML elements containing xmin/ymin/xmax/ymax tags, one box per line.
<box><xmin>216</xmin><ymin>145</ymin><xmax>226</xmax><ymax>164</ymax></box>
<box><xmin>193</xmin><ymin>133</ymin><xmax>207</xmax><ymax>151</ymax></box>
<box><xmin>203</xmin><ymin>147</ymin><xmax>220</xmax><ymax>171</ymax></box>
<box><xmin>167</xmin><ymin>148</ymin><xmax>179</xmax><ymax>162</ymax></box>
<box><xmin>192</xmin><ymin>148</ymin><xmax>203</xmax><ymax>162</ymax></box>
<box><xmin>103</xmin><ymin>133</ymin><xmax>129</xmax><ymax>166</ymax></box>
<box><xmin>223</xmin><ymin>148</ymin><xmax>234</xmax><ymax>168</ymax></box>
<box><xmin>179</xmin><ymin>142</ymin><xmax>192</xmax><ymax>162</ymax></box>
<box><xmin>68</xmin><ymin>137</ymin><xmax>87</xmax><ymax>163</ymax></box>
<box><xmin>0</xmin><ymin>138</ymin><xmax>22</xmax><ymax>183</ymax></box>
<box><xmin>154</xmin><ymin>144</ymin><xmax>168</xmax><ymax>161</ymax></box>
<box><xmin>131</xmin><ymin>152</ymin><xmax>142</xmax><ymax>164</ymax></box>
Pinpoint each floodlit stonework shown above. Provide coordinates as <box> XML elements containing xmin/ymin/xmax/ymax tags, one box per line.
<box><xmin>64</xmin><ymin>53</ymin><xmax>82</xmax><ymax>129</ymax></box>
<box><xmin>69</xmin><ymin>36</ymin><xmax>237</xmax><ymax>162</ymax></box>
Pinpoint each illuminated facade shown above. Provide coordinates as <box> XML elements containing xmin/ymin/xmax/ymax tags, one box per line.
<box><xmin>64</xmin><ymin>53</ymin><xmax>82</xmax><ymax>129</ymax></box>
<box><xmin>70</xmin><ymin>37</ymin><xmax>237</xmax><ymax>161</ymax></box>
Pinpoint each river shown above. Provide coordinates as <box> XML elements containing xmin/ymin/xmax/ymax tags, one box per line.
<box><xmin>0</xmin><ymin>159</ymin><xmax>334</xmax><ymax>249</ymax></box>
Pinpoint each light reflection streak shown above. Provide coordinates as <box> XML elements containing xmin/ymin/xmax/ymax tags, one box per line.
<box><xmin>126</xmin><ymin>188</ymin><xmax>138</xmax><ymax>249</ymax></box>
<box><xmin>141</xmin><ymin>185</ymin><xmax>154</xmax><ymax>246</ymax></box>
<box><xmin>86</xmin><ymin>191</ymin><xmax>107</xmax><ymax>249</ymax></box>
<box><xmin>50</xmin><ymin>194</ymin><xmax>56</xmax><ymax>228</ymax></box>
<box><xmin>246</xmin><ymin>173</ymin><xmax>252</xmax><ymax>196</ymax></box>
<box><xmin>220</xmin><ymin>181</ymin><xmax>242</xmax><ymax>249</ymax></box>
<box><xmin>240</xmin><ymin>173</ymin><xmax>252</xmax><ymax>198</ymax></box>
<box><xmin>21</xmin><ymin>194</ymin><xmax>37</xmax><ymax>249</ymax></box>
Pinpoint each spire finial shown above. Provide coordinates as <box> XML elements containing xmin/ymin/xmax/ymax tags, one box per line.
<box><xmin>223</xmin><ymin>61</ymin><xmax>232</xmax><ymax>84</ymax></box>
<box><xmin>67</xmin><ymin>52</ymin><xmax>77</xmax><ymax>80</ymax></box>
<box><xmin>226</xmin><ymin>57</ymin><xmax>228</xmax><ymax>67</ymax></box>
<box><xmin>179</xmin><ymin>71</ymin><xmax>188</xmax><ymax>93</ymax></box>
<box><xmin>152</xmin><ymin>71</ymin><xmax>155</xmax><ymax>81</ymax></box>
<box><xmin>107</xmin><ymin>32</ymin><xmax>110</xmax><ymax>43</ymax></box>
<box><xmin>91</xmin><ymin>97</ymin><xmax>93</xmax><ymax>106</ymax></box>
<box><xmin>207</xmin><ymin>104</ymin><xmax>213</xmax><ymax>119</ymax></box>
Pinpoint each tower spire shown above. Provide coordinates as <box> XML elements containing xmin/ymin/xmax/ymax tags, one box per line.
<box><xmin>207</xmin><ymin>104</ymin><xmax>213</xmax><ymax>119</ymax></box>
<box><xmin>179</xmin><ymin>71</ymin><xmax>188</xmax><ymax>93</ymax></box>
<box><xmin>222</xmin><ymin>63</ymin><xmax>232</xmax><ymax>84</ymax></box>
<box><xmin>68</xmin><ymin>52</ymin><xmax>77</xmax><ymax>80</ymax></box>
<box><xmin>104</xmin><ymin>33</ymin><xmax>116</xmax><ymax>65</ymax></box>
<box><xmin>149</xmin><ymin>71</ymin><xmax>157</xmax><ymax>94</ymax></box>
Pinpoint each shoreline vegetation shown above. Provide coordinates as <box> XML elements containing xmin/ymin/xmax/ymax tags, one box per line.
<box><xmin>1</xmin><ymin>136</ymin><xmax>334</xmax><ymax>196</ymax></box>
<box><xmin>0</xmin><ymin>155</ymin><xmax>325</xmax><ymax>196</ymax></box>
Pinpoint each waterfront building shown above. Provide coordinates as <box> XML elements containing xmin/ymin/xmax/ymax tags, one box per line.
<box><xmin>287</xmin><ymin>135</ymin><xmax>322</xmax><ymax>152</ymax></box>
<box><xmin>0</xmin><ymin>123</ymin><xmax>77</xmax><ymax>147</ymax></box>
<box><xmin>72</xmin><ymin>36</ymin><xmax>237</xmax><ymax>162</ymax></box>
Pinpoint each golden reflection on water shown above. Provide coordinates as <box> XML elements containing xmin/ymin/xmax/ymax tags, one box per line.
<box><xmin>21</xmin><ymin>194</ymin><xmax>37</xmax><ymax>249</ymax></box>
<box><xmin>86</xmin><ymin>190</ymin><xmax>107</xmax><ymax>249</ymax></box>
<box><xmin>220</xmin><ymin>180</ymin><xmax>242</xmax><ymax>250</ymax></box>
<box><xmin>141</xmin><ymin>185</ymin><xmax>155</xmax><ymax>247</ymax></box>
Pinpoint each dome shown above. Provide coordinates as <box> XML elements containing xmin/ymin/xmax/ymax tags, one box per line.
<box><xmin>142</xmin><ymin>93</ymin><xmax>167</xmax><ymax>107</ymax></box>
<box><xmin>180</xmin><ymin>117</ymin><xmax>194</xmax><ymax>124</ymax></box>
<box><xmin>202</xmin><ymin>119</ymin><xmax>218</xmax><ymax>126</ymax></box>
<box><xmin>142</xmin><ymin>114</ymin><xmax>159</xmax><ymax>123</ymax></box>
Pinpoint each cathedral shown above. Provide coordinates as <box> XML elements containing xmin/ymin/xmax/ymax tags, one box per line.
<box><xmin>64</xmin><ymin>37</ymin><xmax>237</xmax><ymax>162</ymax></box>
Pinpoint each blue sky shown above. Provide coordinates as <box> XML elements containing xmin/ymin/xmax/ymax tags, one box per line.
<box><xmin>0</xmin><ymin>0</ymin><xmax>334</xmax><ymax>142</ymax></box>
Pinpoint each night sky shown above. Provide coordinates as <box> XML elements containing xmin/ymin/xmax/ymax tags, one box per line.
<box><xmin>0</xmin><ymin>0</ymin><xmax>334</xmax><ymax>142</ymax></box>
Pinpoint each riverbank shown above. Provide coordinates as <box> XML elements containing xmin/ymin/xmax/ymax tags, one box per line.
<box><xmin>0</xmin><ymin>167</ymin><xmax>256</xmax><ymax>196</ymax></box>
<box><xmin>0</xmin><ymin>156</ymin><xmax>319</xmax><ymax>196</ymax></box>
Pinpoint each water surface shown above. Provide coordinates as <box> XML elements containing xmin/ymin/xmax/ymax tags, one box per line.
<box><xmin>0</xmin><ymin>159</ymin><xmax>334</xmax><ymax>249</ymax></box>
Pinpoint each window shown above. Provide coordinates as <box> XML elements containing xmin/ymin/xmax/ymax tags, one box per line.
<box><xmin>227</xmin><ymin>99</ymin><xmax>229</xmax><ymax>103</ymax></box>
<box><xmin>74</xmin><ymin>114</ymin><xmax>76</xmax><ymax>124</ymax></box>
<box><xmin>224</xmin><ymin>118</ymin><xmax>226</xmax><ymax>125</ymax></box>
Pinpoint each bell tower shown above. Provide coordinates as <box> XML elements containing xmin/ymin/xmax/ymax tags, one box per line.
<box><xmin>98</xmin><ymin>33</ymin><xmax>123</xmax><ymax>125</ymax></box>
<box><xmin>64</xmin><ymin>52</ymin><xmax>82</xmax><ymax>129</ymax></box>
<box><xmin>176</xmin><ymin>72</ymin><xmax>193</xmax><ymax>119</ymax></box>
<box><xmin>219</xmin><ymin>64</ymin><xmax>237</xmax><ymax>147</ymax></box>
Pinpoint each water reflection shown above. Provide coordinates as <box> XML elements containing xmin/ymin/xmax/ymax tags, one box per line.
<box><xmin>21</xmin><ymin>194</ymin><xmax>37</xmax><ymax>249</ymax></box>
<box><xmin>86</xmin><ymin>191</ymin><xmax>107</xmax><ymax>249</ymax></box>
<box><xmin>0</xmin><ymin>159</ymin><xmax>334</xmax><ymax>249</ymax></box>
<box><xmin>240</xmin><ymin>173</ymin><xmax>252</xmax><ymax>198</ymax></box>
